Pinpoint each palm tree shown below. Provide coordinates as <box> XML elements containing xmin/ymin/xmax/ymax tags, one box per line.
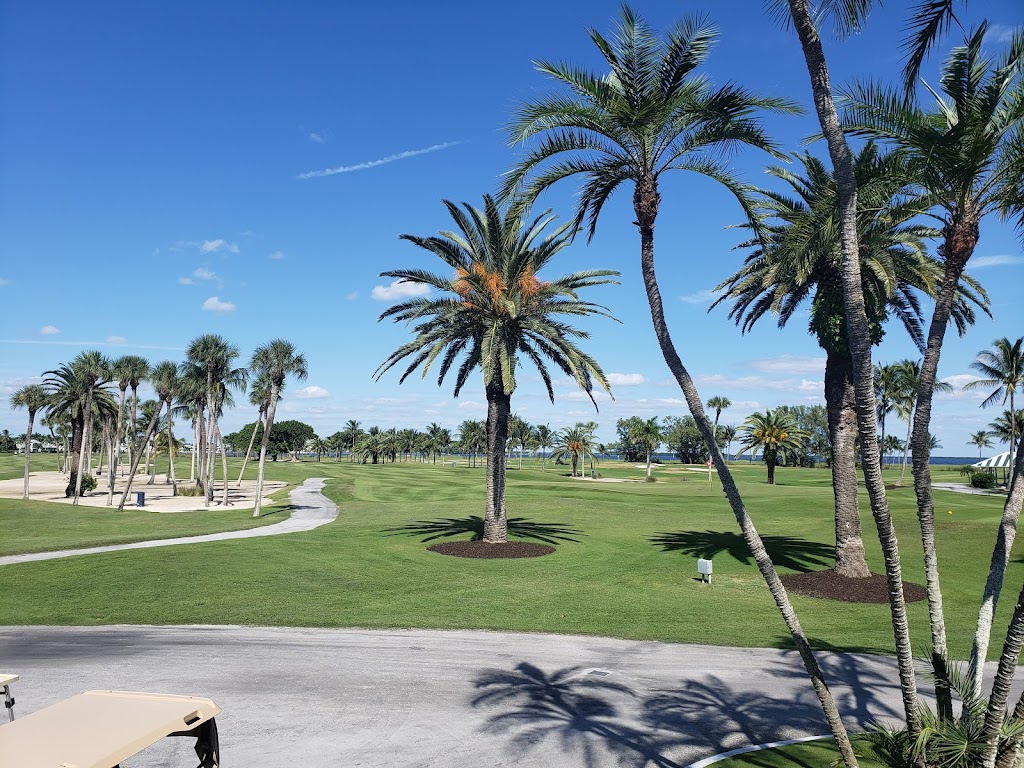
<box><xmin>874</xmin><ymin>362</ymin><xmax>903</xmax><ymax>466</ymax></box>
<box><xmin>891</xmin><ymin>359</ymin><xmax>953</xmax><ymax>486</ymax></box>
<box><xmin>781</xmin><ymin>0</ymin><xmax>933</xmax><ymax>740</ymax></box>
<box><xmin>185</xmin><ymin>335</ymin><xmax>247</xmax><ymax>505</ymax></box>
<box><xmin>532</xmin><ymin>423</ymin><xmax>554</xmax><ymax>470</ymax></box>
<box><xmin>375</xmin><ymin>195</ymin><xmax>617</xmax><ymax>543</ymax></box>
<box><xmin>249</xmin><ymin>339</ymin><xmax>307</xmax><ymax>517</ymax></box>
<box><xmin>551</xmin><ymin>424</ymin><xmax>596</xmax><ymax>478</ymax></box>
<box><xmin>629</xmin><ymin>417</ymin><xmax>662</xmax><ymax>479</ymax></box>
<box><xmin>843</xmin><ymin>29</ymin><xmax>1024</xmax><ymax>718</ymax></box>
<box><xmin>458</xmin><ymin>420</ymin><xmax>484</xmax><ymax>467</ymax></box>
<box><xmin>720</xmin><ymin>424</ymin><xmax>737</xmax><ymax>462</ymax></box>
<box><xmin>237</xmin><ymin>373</ymin><xmax>272</xmax><ymax>487</ymax></box>
<box><xmin>713</xmin><ymin>144</ymin><xmax>983</xmax><ymax>579</ymax></box>
<box><xmin>883</xmin><ymin>434</ymin><xmax>905</xmax><ymax>464</ymax></box>
<box><xmin>112</xmin><ymin>356</ymin><xmax>149</xmax><ymax>484</ymax></box>
<box><xmin>965</xmin><ymin>338</ymin><xmax>1023</xmax><ymax>470</ymax></box>
<box><xmin>116</xmin><ymin>361</ymin><xmax>178</xmax><ymax>511</ymax></box>
<box><xmin>968</xmin><ymin>430</ymin><xmax>994</xmax><ymax>459</ymax></box>
<box><xmin>508</xmin><ymin>415</ymin><xmax>532</xmax><ymax>470</ymax></box>
<box><xmin>66</xmin><ymin>352</ymin><xmax>112</xmax><ymax>503</ymax></box>
<box><xmin>738</xmin><ymin>409</ymin><xmax>808</xmax><ymax>485</ymax></box>
<box><xmin>989</xmin><ymin>411</ymin><xmax>1024</xmax><ymax>453</ymax></box>
<box><xmin>706</xmin><ymin>396</ymin><xmax>731</xmax><ymax>442</ymax></box>
<box><xmin>505</xmin><ymin>8</ymin><xmax>862</xmax><ymax>756</ymax></box>
<box><xmin>10</xmin><ymin>383</ymin><xmax>48</xmax><ymax>499</ymax></box>
<box><xmin>341</xmin><ymin>419</ymin><xmax>362</xmax><ymax>462</ymax></box>
<box><xmin>43</xmin><ymin>355</ymin><xmax>116</xmax><ymax>500</ymax></box>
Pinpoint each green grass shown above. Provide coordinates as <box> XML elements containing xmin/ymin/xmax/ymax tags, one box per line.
<box><xmin>710</xmin><ymin>738</ymin><xmax>886</xmax><ymax>768</ymax></box>
<box><xmin>1</xmin><ymin>453</ymin><xmax>1017</xmax><ymax>659</ymax></box>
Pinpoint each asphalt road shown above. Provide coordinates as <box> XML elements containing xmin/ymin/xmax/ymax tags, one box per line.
<box><xmin>1</xmin><ymin>625</ymin><xmax>917</xmax><ymax>767</ymax></box>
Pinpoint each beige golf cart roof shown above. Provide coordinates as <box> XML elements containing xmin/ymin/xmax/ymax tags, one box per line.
<box><xmin>0</xmin><ymin>689</ymin><xmax>221</xmax><ymax>768</ymax></box>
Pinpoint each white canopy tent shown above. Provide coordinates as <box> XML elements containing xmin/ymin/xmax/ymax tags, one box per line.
<box><xmin>972</xmin><ymin>452</ymin><xmax>1014</xmax><ymax>469</ymax></box>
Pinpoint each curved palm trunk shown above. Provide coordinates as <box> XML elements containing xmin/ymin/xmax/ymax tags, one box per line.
<box><xmin>908</xmin><ymin>222</ymin><xmax>978</xmax><ymax>719</ymax></box>
<box><xmin>66</xmin><ymin>418</ymin><xmax>84</xmax><ymax>497</ymax></box>
<box><xmin>785</xmin><ymin>0</ymin><xmax>925</xmax><ymax>740</ymax></box>
<box><xmin>253</xmin><ymin>386</ymin><xmax>281</xmax><ymax>518</ymax></box>
<box><xmin>117</xmin><ymin>401</ymin><xmax>164</xmax><ymax>511</ymax></box>
<box><xmin>21</xmin><ymin>409</ymin><xmax>36</xmax><ymax>500</ymax></box>
<box><xmin>217</xmin><ymin>425</ymin><xmax>230</xmax><ymax>505</ymax></box>
<box><xmin>484</xmin><ymin>385</ymin><xmax>511</xmax><ymax>543</ymax></box>
<box><xmin>980</xmin><ymin>570</ymin><xmax>1024</xmax><ymax>768</ymax></box>
<box><xmin>825</xmin><ymin>350</ymin><xmax>871</xmax><ymax>578</ymax></box>
<box><xmin>237</xmin><ymin>413</ymin><xmax>263</xmax><ymax>488</ymax></box>
<box><xmin>165</xmin><ymin>405</ymin><xmax>177</xmax><ymax>495</ymax></box>
<box><xmin>897</xmin><ymin>412</ymin><xmax>913</xmax><ymax>486</ymax></box>
<box><xmin>969</xmin><ymin>437</ymin><xmax>1024</xmax><ymax>700</ymax></box>
<box><xmin>634</xmin><ymin>174</ymin><xmax>857</xmax><ymax>767</ymax></box>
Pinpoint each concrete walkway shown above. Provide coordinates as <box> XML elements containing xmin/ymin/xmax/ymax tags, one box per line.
<box><xmin>0</xmin><ymin>625</ymin><xmax>919</xmax><ymax>768</ymax></box>
<box><xmin>0</xmin><ymin>477</ymin><xmax>337</xmax><ymax>566</ymax></box>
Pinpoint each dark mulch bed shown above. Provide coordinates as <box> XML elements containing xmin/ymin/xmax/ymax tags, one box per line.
<box><xmin>781</xmin><ymin>571</ymin><xmax>928</xmax><ymax>603</ymax></box>
<box><xmin>427</xmin><ymin>540</ymin><xmax>555</xmax><ymax>559</ymax></box>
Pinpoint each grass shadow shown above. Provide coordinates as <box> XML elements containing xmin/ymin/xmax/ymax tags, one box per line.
<box><xmin>386</xmin><ymin>515</ymin><xmax>583</xmax><ymax>544</ymax></box>
<box><xmin>649</xmin><ymin>530</ymin><xmax>833</xmax><ymax>573</ymax></box>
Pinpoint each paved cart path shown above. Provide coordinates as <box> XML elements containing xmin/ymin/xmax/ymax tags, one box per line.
<box><xmin>0</xmin><ymin>477</ymin><xmax>337</xmax><ymax>566</ymax></box>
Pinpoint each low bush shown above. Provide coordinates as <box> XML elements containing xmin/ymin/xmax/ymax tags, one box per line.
<box><xmin>970</xmin><ymin>471</ymin><xmax>997</xmax><ymax>489</ymax></box>
<box><xmin>176</xmin><ymin>484</ymin><xmax>204</xmax><ymax>497</ymax></box>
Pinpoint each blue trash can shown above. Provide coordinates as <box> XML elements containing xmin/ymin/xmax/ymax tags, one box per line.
<box><xmin>136</xmin><ymin>491</ymin><xmax>145</xmax><ymax>507</ymax></box>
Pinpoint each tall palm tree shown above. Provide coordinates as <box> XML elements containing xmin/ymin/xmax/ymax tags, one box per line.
<box><xmin>341</xmin><ymin>419</ymin><xmax>362</xmax><ymax>462</ymax></box>
<box><xmin>781</xmin><ymin>0</ymin><xmax>931</xmax><ymax>740</ymax></box>
<box><xmin>10</xmin><ymin>383</ymin><xmax>48</xmax><ymax>499</ymax></box>
<box><xmin>116</xmin><ymin>361</ymin><xmax>178</xmax><ymax>510</ymax></box>
<box><xmin>720</xmin><ymin>424</ymin><xmax>737</xmax><ymax>462</ymax></box>
<box><xmin>968</xmin><ymin>430</ymin><xmax>994</xmax><ymax>459</ymax></box>
<box><xmin>458</xmin><ymin>420</ymin><xmax>485</xmax><ymax>467</ymax></box>
<box><xmin>237</xmin><ymin>373</ymin><xmax>272</xmax><ymax>487</ymax></box>
<box><xmin>874</xmin><ymin>362</ymin><xmax>903</xmax><ymax>466</ymax></box>
<box><xmin>504</xmin><ymin>7</ymin><xmax>862</xmax><ymax>756</ymax></box>
<box><xmin>965</xmin><ymin>337</ymin><xmax>1024</xmax><ymax>469</ymax></box>
<box><xmin>706</xmin><ymin>396</ymin><xmax>731</xmax><ymax>441</ymax></box>
<box><xmin>713</xmin><ymin>144</ymin><xmax>983</xmax><ymax>579</ymax></box>
<box><xmin>532</xmin><ymin>423</ymin><xmax>554</xmax><ymax>470</ymax></box>
<box><xmin>425</xmin><ymin>422</ymin><xmax>445</xmax><ymax>464</ymax></box>
<box><xmin>375</xmin><ymin>195</ymin><xmax>617</xmax><ymax>543</ymax></box>
<box><xmin>891</xmin><ymin>359</ymin><xmax>953</xmax><ymax>486</ymax></box>
<box><xmin>629</xmin><ymin>417</ymin><xmax>662</xmax><ymax>479</ymax></box>
<box><xmin>116</xmin><ymin>356</ymin><xmax>149</xmax><ymax>482</ymax></box>
<box><xmin>68</xmin><ymin>352</ymin><xmax>112</xmax><ymax>503</ymax></box>
<box><xmin>550</xmin><ymin>424</ymin><xmax>596</xmax><ymax>479</ymax></box>
<box><xmin>249</xmin><ymin>339</ymin><xmax>307</xmax><ymax>517</ymax></box>
<box><xmin>508</xmin><ymin>415</ymin><xmax>532</xmax><ymax>470</ymax></box>
<box><xmin>738</xmin><ymin>409</ymin><xmax>808</xmax><ymax>485</ymax></box>
<box><xmin>843</xmin><ymin>29</ymin><xmax>1024</xmax><ymax>716</ymax></box>
<box><xmin>185</xmin><ymin>335</ymin><xmax>246</xmax><ymax>506</ymax></box>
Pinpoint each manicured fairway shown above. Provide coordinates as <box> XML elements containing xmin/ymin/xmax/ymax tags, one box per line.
<box><xmin>0</xmin><ymin>455</ymin><xmax>1016</xmax><ymax>658</ymax></box>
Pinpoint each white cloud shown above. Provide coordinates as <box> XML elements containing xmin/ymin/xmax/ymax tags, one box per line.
<box><xmin>696</xmin><ymin>372</ymin><xmax>823</xmax><ymax>395</ymax></box>
<box><xmin>269</xmin><ymin>250</ymin><xmax>286</xmax><ymax>260</ymax></box>
<box><xmin>457</xmin><ymin>400</ymin><xmax>483</xmax><ymax>410</ymax></box>
<box><xmin>192</xmin><ymin>267</ymin><xmax>217</xmax><ymax>281</ymax></box>
<box><xmin>750</xmin><ymin>355</ymin><xmax>826</xmax><ymax>375</ymax></box>
<box><xmin>607</xmin><ymin>373</ymin><xmax>648</xmax><ymax>386</ymax></box>
<box><xmin>178</xmin><ymin>277</ymin><xmax>193</xmax><ymax>285</ymax></box>
<box><xmin>200</xmin><ymin>239</ymin><xmax>239</xmax><ymax>254</ymax></box>
<box><xmin>308</xmin><ymin>131</ymin><xmax>328</xmax><ymax>144</ymax></box>
<box><xmin>106</xmin><ymin>335</ymin><xmax>127</xmax><ymax>345</ymax></box>
<box><xmin>985</xmin><ymin>24</ymin><xmax>1020</xmax><ymax>45</ymax></box>
<box><xmin>680</xmin><ymin>289</ymin><xmax>717</xmax><ymax>305</ymax></box>
<box><xmin>937</xmin><ymin>374</ymin><xmax>991</xmax><ymax>401</ymax></box>
<box><xmin>202</xmin><ymin>297</ymin><xmax>235</xmax><ymax>314</ymax></box>
<box><xmin>372</xmin><ymin>280</ymin><xmax>430</xmax><ymax>301</ymax></box>
<box><xmin>294</xmin><ymin>385</ymin><xmax>331</xmax><ymax>400</ymax></box>
<box><xmin>345</xmin><ymin>291</ymin><xmax>359</xmax><ymax>301</ymax></box>
<box><xmin>39</xmin><ymin>325</ymin><xmax>60</xmax><ymax>336</ymax></box>
<box><xmin>0</xmin><ymin>278</ymin><xmax>9</xmax><ymax>287</ymax></box>
<box><xmin>298</xmin><ymin>141</ymin><xmax>462</xmax><ymax>179</ymax></box>
<box><xmin>969</xmin><ymin>254</ymin><xmax>1024</xmax><ymax>269</ymax></box>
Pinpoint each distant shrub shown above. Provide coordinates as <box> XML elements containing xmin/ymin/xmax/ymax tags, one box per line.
<box><xmin>176</xmin><ymin>484</ymin><xmax>203</xmax><ymax>497</ymax></box>
<box><xmin>970</xmin><ymin>472</ymin><xmax>997</xmax><ymax>489</ymax></box>
<box><xmin>644</xmin><ymin>475</ymin><xmax>657</xmax><ymax>483</ymax></box>
<box><xmin>80</xmin><ymin>474</ymin><xmax>97</xmax><ymax>493</ymax></box>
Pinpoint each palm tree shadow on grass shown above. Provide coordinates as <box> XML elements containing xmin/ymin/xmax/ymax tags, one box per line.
<box><xmin>385</xmin><ymin>516</ymin><xmax>582</xmax><ymax>544</ymax></box>
<box><xmin>650</xmin><ymin>530</ymin><xmax>833</xmax><ymax>573</ymax></box>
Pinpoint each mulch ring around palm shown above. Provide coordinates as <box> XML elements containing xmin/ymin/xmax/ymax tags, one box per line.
<box><xmin>427</xmin><ymin>540</ymin><xmax>555</xmax><ymax>559</ymax></box>
<box><xmin>781</xmin><ymin>571</ymin><xmax>928</xmax><ymax>603</ymax></box>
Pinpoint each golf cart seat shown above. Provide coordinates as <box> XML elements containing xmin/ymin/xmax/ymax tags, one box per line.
<box><xmin>0</xmin><ymin>689</ymin><xmax>221</xmax><ymax>767</ymax></box>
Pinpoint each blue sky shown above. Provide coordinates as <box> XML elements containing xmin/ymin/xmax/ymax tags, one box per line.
<box><xmin>1</xmin><ymin>1</ymin><xmax>1021</xmax><ymax>456</ymax></box>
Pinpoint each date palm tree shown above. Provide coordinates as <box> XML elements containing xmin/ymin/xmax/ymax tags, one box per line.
<box><xmin>508</xmin><ymin>415</ymin><xmax>532</xmax><ymax>470</ymax></box>
<box><xmin>458</xmin><ymin>419</ymin><xmax>486</xmax><ymax>467</ymax></box>
<box><xmin>551</xmin><ymin>424</ymin><xmax>596</xmax><ymax>479</ymax></box>
<box><xmin>714</xmin><ymin>144</ymin><xmax>983</xmax><ymax>578</ymax></box>
<box><xmin>738</xmin><ymin>409</ymin><xmax>808</xmax><ymax>485</ymax></box>
<box><xmin>249</xmin><ymin>339</ymin><xmax>307</xmax><ymax>517</ymax></box>
<box><xmin>505</xmin><ymin>6</ymin><xmax>859</xmax><ymax>751</ymax></box>
<box><xmin>10</xmin><ymin>383</ymin><xmax>48</xmax><ymax>499</ymax></box>
<box><xmin>375</xmin><ymin>195</ymin><xmax>617</xmax><ymax>542</ymax></box>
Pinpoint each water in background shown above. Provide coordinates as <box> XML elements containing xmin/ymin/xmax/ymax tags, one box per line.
<box><xmin>610</xmin><ymin>453</ymin><xmax>984</xmax><ymax>466</ymax></box>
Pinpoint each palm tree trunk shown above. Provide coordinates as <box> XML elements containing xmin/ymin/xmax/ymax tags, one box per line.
<box><xmin>22</xmin><ymin>410</ymin><xmax>35</xmax><ymax>500</ymax></box>
<box><xmin>634</xmin><ymin>181</ymin><xmax>858</xmax><ymax>765</ymax></box>
<box><xmin>117</xmin><ymin>401</ymin><xmax>164</xmax><ymax>511</ymax></box>
<box><xmin>237</xmin><ymin>415</ymin><xmax>262</xmax><ymax>488</ymax></box>
<box><xmin>897</xmin><ymin>413</ymin><xmax>912</xmax><ymax>486</ymax></box>
<box><xmin>785</xmin><ymin>0</ymin><xmax>925</xmax><ymax>740</ymax></box>
<box><xmin>73</xmin><ymin>388</ymin><xmax>94</xmax><ymax>504</ymax></box>
<box><xmin>969</xmin><ymin>441</ymin><xmax>1024</xmax><ymax>699</ymax></box>
<box><xmin>825</xmin><ymin>351</ymin><xmax>871</xmax><ymax>578</ymax></box>
<box><xmin>484</xmin><ymin>384</ymin><xmax>510</xmax><ymax>543</ymax></box>
<box><xmin>166</xmin><ymin>404</ymin><xmax>177</xmax><ymax>495</ymax></box>
<box><xmin>65</xmin><ymin>419</ymin><xmax>83</xmax><ymax>496</ymax></box>
<box><xmin>646</xmin><ymin>449</ymin><xmax>652</xmax><ymax>479</ymax></box>
<box><xmin>908</xmin><ymin>226</ymin><xmax>977</xmax><ymax>720</ymax></box>
<box><xmin>253</xmin><ymin>386</ymin><xmax>280</xmax><ymax>518</ymax></box>
<box><xmin>217</xmin><ymin>424</ymin><xmax>230</xmax><ymax>505</ymax></box>
<box><xmin>980</xmin><ymin>574</ymin><xmax>1024</xmax><ymax>768</ymax></box>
